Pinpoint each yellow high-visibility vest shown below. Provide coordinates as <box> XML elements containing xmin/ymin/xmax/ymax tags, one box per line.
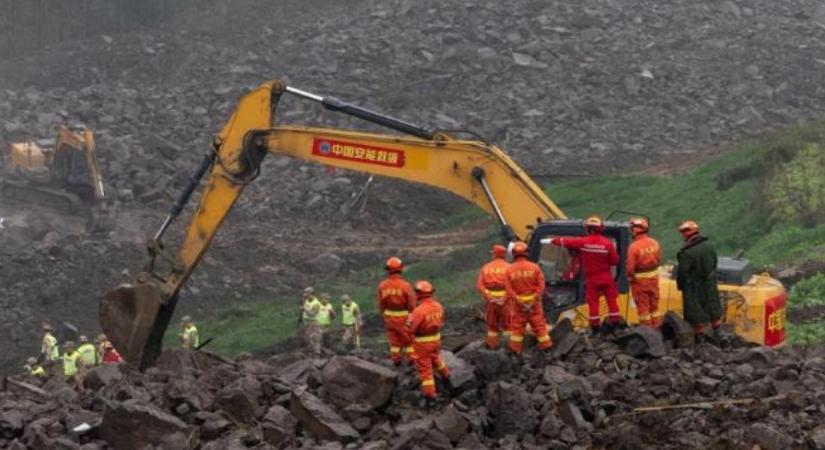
<box><xmin>77</xmin><ymin>343</ymin><xmax>98</xmax><ymax>367</ymax></box>
<box><xmin>342</xmin><ymin>302</ymin><xmax>359</xmax><ymax>326</ymax></box>
<box><xmin>42</xmin><ymin>333</ymin><xmax>59</xmax><ymax>361</ymax></box>
<box><xmin>302</xmin><ymin>295</ymin><xmax>321</xmax><ymax>322</ymax></box>
<box><xmin>29</xmin><ymin>366</ymin><xmax>45</xmax><ymax>377</ymax></box>
<box><xmin>303</xmin><ymin>298</ymin><xmax>321</xmax><ymax>322</ymax></box>
<box><xmin>316</xmin><ymin>304</ymin><xmax>334</xmax><ymax>326</ymax></box>
<box><xmin>183</xmin><ymin>325</ymin><xmax>199</xmax><ymax>349</ymax></box>
<box><xmin>63</xmin><ymin>351</ymin><xmax>79</xmax><ymax>378</ymax></box>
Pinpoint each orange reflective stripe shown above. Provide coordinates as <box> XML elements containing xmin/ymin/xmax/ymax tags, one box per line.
<box><xmin>421</xmin><ymin>379</ymin><xmax>435</xmax><ymax>386</ymax></box>
<box><xmin>510</xmin><ymin>335</ymin><xmax>524</xmax><ymax>342</ymax></box>
<box><xmin>487</xmin><ymin>331</ymin><xmax>500</xmax><ymax>337</ymax></box>
<box><xmin>650</xmin><ymin>311</ymin><xmax>662</xmax><ymax>318</ymax></box>
<box><xmin>404</xmin><ymin>346</ymin><xmax>415</xmax><ymax>353</ymax></box>
<box><xmin>537</xmin><ymin>335</ymin><xmax>551</xmax><ymax>343</ymax></box>
<box><xmin>384</xmin><ymin>310</ymin><xmax>409</xmax><ymax>317</ymax></box>
<box><xmin>414</xmin><ymin>333</ymin><xmax>441</xmax><ymax>343</ymax></box>
<box><xmin>390</xmin><ymin>346</ymin><xmax>401</xmax><ymax>352</ymax></box>
<box><xmin>634</xmin><ymin>270</ymin><xmax>658</xmax><ymax>279</ymax></box>
<box><xmin>517</xmin><ymin>294</ymin><xmax>536</xmax><ymax>303</ymax></box>
<box><xmin>486</xmin><ymin>289</ymin><xmax>506</xmax><ymax>298</ymax></box>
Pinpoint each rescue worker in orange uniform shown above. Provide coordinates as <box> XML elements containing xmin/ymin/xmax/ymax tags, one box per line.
<box><xmin>626</xmin><ymin>218</ymin><xmax>662</xmax><ymax>327</ymax></box>
<box><xmin>476</xmin><ymin>244</ymin><xmax>513</xmax><ymax>349</ymax></box>
<box><xmin>551</xmin><ymin>216</ymin><xmax>623</xmax><ymax>335</ymax></box>
<box><xmin>505</xmin><ymin>242</ymin><xmax>552</xmax><ymax>354</ymax></box>
<box><xmin>406</xmin><ymin>280</ymin><xmax>449</xmax><ymax>406</ymax></box>
<box><xmin>377</xmin><ymin>257</ymin><xmax>416</xmax><ymax>365</ymax></box>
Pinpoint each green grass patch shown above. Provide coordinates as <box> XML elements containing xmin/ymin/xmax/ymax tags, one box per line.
<box><xmin>787</xmin><ymin>273</ymin><xmax>825</xmax><ymax>310</ymax></box>
<box><xmin>178</xmin><ymin>237</ymin><xmax>493</xmax><ymax>357</ymax></box>
<box><xmin>788</xmin><ymin>321</ymin><xmax>825</xmax><ymax>345</ymax></box>
<box><xmin>547</xmin><ymin>119</ymin><xmax>825</xmax><ymax>267</ymax></box>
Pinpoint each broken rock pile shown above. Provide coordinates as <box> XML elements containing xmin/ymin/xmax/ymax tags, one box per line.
<box><xmin>2</xmin><ymin>326</ymin><xmax>825</xmax><ymax>449</ymax></box>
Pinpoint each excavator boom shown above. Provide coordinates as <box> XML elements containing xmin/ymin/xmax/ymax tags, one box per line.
<box><xmin>101</xmin><ymin>79</ymin><xmax>565</xmax><ymax>368</ymax></box>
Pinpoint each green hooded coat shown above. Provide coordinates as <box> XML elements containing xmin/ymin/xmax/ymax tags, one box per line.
<box><xmin>676</xmin><ymin>234</ymin><xmax>723</xmax><ymax>325</ymax></box>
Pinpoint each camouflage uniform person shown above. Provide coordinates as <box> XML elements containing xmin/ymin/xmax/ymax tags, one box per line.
<box><xmin>41</xmin><ymin>323</ymin><xmax>59</xmax><ymax>365</ymax></box>
<box><xmin>179</xmin><ymin>316</ymin><xmax>199</xmax><ymax>350</ymax></box>
<box><xmin>303</xmin><ymin>291</ymin><xmax>322</xmax><ymax>356</ymax></box>
<box><xmin>300</xmin><ymin>287</ymin><xmax>319</xmax><ymax>344</ymax></box>
<box><xmin>315</xmin><ymin>293</ymin><xmax>336</xmax><ymax>353</ymax></box>
<box><xmin>24</xmin><ymin>357</ymin><xmax>46</xmax><ymax>378</ymax></box>
<box><xmin>62</xmin><ymin>341</ymin><xmax>82</xmax><ymax>389</ymax></box>
<box><xmin>340</xmin><ymin>294</ymin><xmax>363</xmax><ymax>350</ymax></box>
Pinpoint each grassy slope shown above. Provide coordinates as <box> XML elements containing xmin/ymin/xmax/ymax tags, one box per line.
<box><xmin>182</xmin><ymin>120</ymin><xmax>825</xmax><ymax>355</ymax></box>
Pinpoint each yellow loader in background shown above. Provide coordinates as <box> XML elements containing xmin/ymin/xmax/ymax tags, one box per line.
<box><xmin>3</xmin><ymin>125</ymin><xmax>107</xmax><ymax>227</ymax></box>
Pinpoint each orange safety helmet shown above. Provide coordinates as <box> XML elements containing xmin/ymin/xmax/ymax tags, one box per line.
<box><xmin>385</xmin><ymin>256</ymin><xmax>404</xmax><ymax>273</ymax></box>
<box><xmin>630</xmin><ymin>217</ymin><xmax>649</xmax><ymax>234</ymax></box>
<box><xmin>678</xmin><ymin>220</ymin><xmax>699</xmax><ymax>237</ymax></box>
<box><xmin>511</xmin><ymin>241</ymin><xmax>529</xmax><ymax>258</ymax></box>
<box><xmin>584</xmin><ymin>215</ymin><xmax>604</xmax><ymax>233</ymax></box>
<box><xmin>491</xmin><ymin>244</ymin><xmax>507</xmax><ymax>258</ymax></box>
<box><xmin>414</xmin><ymin>280</ymin><xmax>435</xmax><ymax>296</ymax></box>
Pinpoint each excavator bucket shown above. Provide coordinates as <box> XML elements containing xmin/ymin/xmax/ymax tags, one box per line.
<box><xmin>100</xmin><ymin>281</ymin><xmax>170</xmax><ymax>369</ymax></box>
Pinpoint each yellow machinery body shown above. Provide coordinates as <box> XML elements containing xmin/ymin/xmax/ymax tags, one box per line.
<box><xmin>557</xmin><ymin>268</ymin><xmax>786</xmax><ymax>347</ymax></box>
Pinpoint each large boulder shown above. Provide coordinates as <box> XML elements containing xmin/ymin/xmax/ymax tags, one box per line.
<box><xmin>154</xmin><ymin>350</ymin><xmax>227</xmax><ymax>375</ymax></box>
<box><xmin>746</xmin><ymin>423</ymin><xmax>794</xmax><ymax>450</ymax></box>
<box><xmin>0</xmin><ymin>410</ymin><xmax>24</xmax><ymax>439</ymax></box>
<box><xmin>83</xmin><ymin>364</ymin><xmax>123</xmax><ymax>390</ymax></box>
<box><xmin>439</xmin><ymin>351</ymin><xmax>476</xmax><ymax>392</ymax></box>
<box><xmin>262</xmin><ymin>405</ymin><xmax>298</xmax><ymax>447</ymax></box>
<box><xmin>321</xmin><ymin>356</ymin><xmax>397</xmax><ymax>410</ymax></box>
<box><xmin>213</xmin><ymin>376</ymin><xmax>262</xmax><ymax>424</ymax></box>
<box><xmin>485</xmin><ymin>382</ymin><xmax>537</xmax><ymax>438</ymax></box>
<box><xmin>434</xmin><ymin>405</ymin><xmax>469</xmax><ymax>444</ymax></box>
<box><xmin>391</xmin><ymin>428</ymin><xmax>453</xmax><ymax>450</ymax></box>
<box><xmin>289</xmin><ymin>389</ymin><xmax>359</xmax><ymax>443</ymax></box>
<box><xmin>661</xmin><ymin>312</ymin><xmax>694</xmax><ymax>348</ymax></box>
<box><xmin>457</xmin><ymin>342</ymin><xmax>514</xmax><ymax>381</ymax></box>
<box><xmin>100</xmin><ymin>400</ymin><xmax>198</xmax><ymax>450</ymax></box>
<box><xmin>278</xmin><ymin>359</ymin><xmax>323</xmax><ymax>387</ymax></box>
<box><xmin>614</xmin><ymin>326</ymin><xmax>665</xmax><ymax>358</ymax></box>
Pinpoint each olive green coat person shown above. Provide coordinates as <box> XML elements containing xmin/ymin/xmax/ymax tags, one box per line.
<box><xmin>676</xmin><ymin>234</ymin><xmax>723</xmax><ymax>325</ymax></box>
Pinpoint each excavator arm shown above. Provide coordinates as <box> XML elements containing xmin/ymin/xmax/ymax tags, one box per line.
<box><xmin>101</xmin><ymin>79</ymin><xmax>565</xmax><ymax>368</ymax></box>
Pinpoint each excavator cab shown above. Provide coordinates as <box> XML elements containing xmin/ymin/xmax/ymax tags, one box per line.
<box><xmin>528</xmin><ymin>219</ymin><xmax>632</xmax><ymax>323</ymax></box>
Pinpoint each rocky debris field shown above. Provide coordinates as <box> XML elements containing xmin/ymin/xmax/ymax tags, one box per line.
<box><xmin>1</xmin><ymin>314</ymin><xmax>825</xmax><ymax>450</ymax></box>
<box><xmin>3</xmin><ymin>0</ymin><xmax>825</xmax><ymax>366</ymax></box>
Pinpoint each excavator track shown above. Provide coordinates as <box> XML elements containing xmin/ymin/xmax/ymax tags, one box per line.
<box><xmin>0</xmin><ymin>180</ymin><xmax>97</xmax><ymax>229</ymax></box>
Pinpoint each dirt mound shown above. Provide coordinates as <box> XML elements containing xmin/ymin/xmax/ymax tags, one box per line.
<box><xmin>2</xmin><ymin>323</ymin><xmax>824</xmax><ymax>449</ymax></box>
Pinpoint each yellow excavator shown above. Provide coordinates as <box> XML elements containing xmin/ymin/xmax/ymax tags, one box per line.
<box><xmin>3</xmin><ymin>125</ymin><xmax>106</xmax><ymax>226</ymax></box>
<box><xmin>100</xmin><ymin>79</ymin><xmax>787</xmax><ymax>369</ymax></box>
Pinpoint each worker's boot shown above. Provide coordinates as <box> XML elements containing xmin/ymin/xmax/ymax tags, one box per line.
<box><xmin>600</xmin><ymin>322</ymin><xmax>616</xmax><ymax>336</ymax></box>
<box><xmin>695</xmin><ymin>332</ymin><xmax>711</xmax><ymax>345</ymax></box>
<box><xmin>589</xmin><ymin>324</ymin><xmax>602</xmax><ymax>338</ymax></box>
<box><xmin>418</xmin><ymin>396</ymin><xmax>437</xmax><ymax>409</ymax></box>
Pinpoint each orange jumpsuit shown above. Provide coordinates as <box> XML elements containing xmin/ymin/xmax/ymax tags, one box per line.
<box><xmin>377</xmin><ymin>274</ymin><xmax>416</xmax><ymax>363</ymax></box>
<box><xmin>627</xmin><ymin>233</ymin><xmax>662</xmax><ymax>326</ymax></box>
<box><xmin>505</xmin><ymin>256</ymin><xmax>552</xmax><ymax>354</ymax></box>
<box><xmin>407</xmin><ymin>294</ymin><xmax>449</xmax><ymax>399</ymax></box>
<box><xmin>476</xmin><ymin>256</ymin><xmax>513</xmax><ymax>349</ymax></box>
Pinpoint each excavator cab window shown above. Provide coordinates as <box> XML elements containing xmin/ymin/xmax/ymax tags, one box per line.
<box><xmin>528</xmin><ymin>219</ymin><xmax>631</xmax><ymax>322</ymax></box>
